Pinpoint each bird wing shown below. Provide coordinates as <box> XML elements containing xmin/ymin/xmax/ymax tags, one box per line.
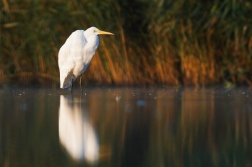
<box><xmin>58</xmin><ymin>30</ymin><xmax>87</xmax><ymax>88</ymax></box>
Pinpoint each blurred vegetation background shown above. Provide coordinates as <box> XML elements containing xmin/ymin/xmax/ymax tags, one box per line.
<box><xmin>1</xmin><ymin>0</ymin><xmax>252</xmax><ymax>87</ymax></box>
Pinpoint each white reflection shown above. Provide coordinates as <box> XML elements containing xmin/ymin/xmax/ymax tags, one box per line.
<box><xmin>59</xmin><ymin>95</ymin><xmax>99</xmax><ymax>163</ymax></box>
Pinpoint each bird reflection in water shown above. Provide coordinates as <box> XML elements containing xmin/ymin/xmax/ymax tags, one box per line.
<box><xmin>58</xmin><ymin>95</ymin><xmax>99</xmax><ymax>163</ymax></box>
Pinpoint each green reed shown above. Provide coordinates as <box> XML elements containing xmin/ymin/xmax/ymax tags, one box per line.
<box><xmin>1</xmin><ymin>0</ymin><xmax>252</xmax><ymax>86</ymax></box>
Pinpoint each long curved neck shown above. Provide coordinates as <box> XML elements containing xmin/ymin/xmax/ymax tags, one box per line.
<box><xmin>83</xmin><ymin>33</ymin><xmax>99</xmax><ymax>63</ymax></box>
<box><xmin>85</xmin><ymin>35</ymin><xmax>99</xmax><ymax>52</ymax></box>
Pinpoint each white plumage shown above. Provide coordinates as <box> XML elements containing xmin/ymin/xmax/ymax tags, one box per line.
<box><xmin>58</xmin><ymin>27</ymin><xmax>113</xmax><ymax>89</ymax></box>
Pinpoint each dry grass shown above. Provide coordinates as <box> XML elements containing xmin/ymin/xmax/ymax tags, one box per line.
<box><xmin>1</xmin><ymin>0</ymin><xmax>252</xmax><ymax>86</ymax></box>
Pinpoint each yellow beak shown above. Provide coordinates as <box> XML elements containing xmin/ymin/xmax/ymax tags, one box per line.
<box><xmin>95</xmin><ymin>30</ymin><xmax>114</xmax><ymax>35</ymax></box>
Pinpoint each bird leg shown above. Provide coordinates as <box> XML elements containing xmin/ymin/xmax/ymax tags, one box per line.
<box><xmin>70</xmin><ymin>78</ymin><xmax>73</xmax><ymax>94</ymax></box>
<box><xmin>80</xmin><ymin>75</ymin><xmax>83</xmax><ymax>93</ymax></box>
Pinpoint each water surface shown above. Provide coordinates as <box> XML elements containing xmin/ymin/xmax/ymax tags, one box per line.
<box><xmin>1</xmin><ymin>87</ymin><xmax>252</xmax><ymax>167</ymax></box>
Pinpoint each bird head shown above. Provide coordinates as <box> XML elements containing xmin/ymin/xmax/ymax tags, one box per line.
<box><xmin>86</xmin><ymin>27</ymin><xmax>114</xmax><ymax>36</ymax></box>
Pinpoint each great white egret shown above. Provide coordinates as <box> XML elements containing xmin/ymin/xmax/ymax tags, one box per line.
<box><xmin>58</xmin><ymin>27</ymin><xmax>114</xmax><ymax>91</ymax></box>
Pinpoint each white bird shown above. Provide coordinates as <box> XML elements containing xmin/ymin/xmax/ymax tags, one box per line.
<box><xmin>58</xmin><ymin>27</ymin><xmax>114</xmax><ymax>91</ymax></box>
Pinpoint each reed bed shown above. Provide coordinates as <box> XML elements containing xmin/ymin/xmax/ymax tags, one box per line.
<box><xmin>1</xmin><ymin>0</ymin><xmax>252</xmax><ymax>86</ymax></box>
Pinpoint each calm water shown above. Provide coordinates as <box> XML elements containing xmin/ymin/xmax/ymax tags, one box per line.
<box><xmin>1</xmin><ymin>87</ymin><xmax>252</xmax><ymax>167</ymax></box>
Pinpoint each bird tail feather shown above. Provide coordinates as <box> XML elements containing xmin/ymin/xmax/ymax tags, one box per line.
<box><xmin>60</xmin><ymin>71</ymin><xmax>75</xmax><ymax>89</ymax></box>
